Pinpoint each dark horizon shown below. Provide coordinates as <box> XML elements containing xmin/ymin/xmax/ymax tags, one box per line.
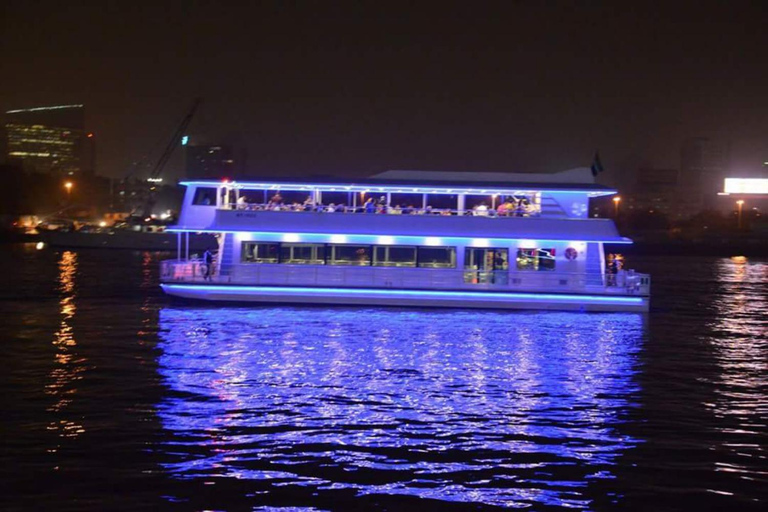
<box><xmin>3</xmin><ymin>2</ymin><xmax>768</xmax><ymax>183</ymax></box>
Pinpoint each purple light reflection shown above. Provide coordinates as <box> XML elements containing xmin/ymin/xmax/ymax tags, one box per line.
<box><xmin>156</xmin><ymin>307</ymin><xmax>645</xmax><ymax>508</ymax></box>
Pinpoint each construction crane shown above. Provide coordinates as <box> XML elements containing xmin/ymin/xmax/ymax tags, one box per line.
<box><xmin>148</xmin><ymin>97</ymin><xmax>202</xmax><ymax>181</ymax></box>
<box><xmin>139</xmin><ymin>98</ymin><xmax>202</xmax><ymax>218</ymax></box>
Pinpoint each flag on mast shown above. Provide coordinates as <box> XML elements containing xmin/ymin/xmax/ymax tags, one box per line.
<box><xmin>590</xmin><ymin>151</ymin><xmax>605</xmax><ymax>177</ymax></box>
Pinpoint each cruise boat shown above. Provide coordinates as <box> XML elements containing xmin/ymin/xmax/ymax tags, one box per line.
<box><xmin>160</xmin><ymin>168</ymin><xmax>650</xmax><ymax>312</ymax></box>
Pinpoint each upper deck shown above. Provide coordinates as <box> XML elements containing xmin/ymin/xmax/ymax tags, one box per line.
<box><xmin>172</xmin><ymin>168</ymin><xmax>625</xmax><ymax>242</ymax></box>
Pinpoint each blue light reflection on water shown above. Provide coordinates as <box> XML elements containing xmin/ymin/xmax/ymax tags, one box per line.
<box><xmin>156</xmin><ymin>307</ymin><xmax>646</xmax><ymax>508</ymax></box>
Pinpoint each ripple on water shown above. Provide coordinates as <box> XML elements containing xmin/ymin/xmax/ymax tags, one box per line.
<box><xmin>4</xmin><ymin>249</ymin><xmax>768</xmax><ymax>510</ymax></box>
<box><xmin>156</xmin><ymin>307</ymin><xmax>646</xmax><ymax>508</ymax></box>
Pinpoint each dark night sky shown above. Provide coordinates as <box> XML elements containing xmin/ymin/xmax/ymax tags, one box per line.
<box><xmin>2</xmin><ymin>1</ymin><xmax>768</xmax><ymax>183</ymax></box>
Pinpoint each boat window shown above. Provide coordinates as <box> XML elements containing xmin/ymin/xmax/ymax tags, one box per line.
<box><xmin>373</xmin><ymin>246</ymin><xmax>417</xmax><ymax>267</ymax></box>
<box><xmin>320</xmin><ymin>191</ymin><xmax>350</xmax><ymax>209</ymax></box>
<box><xmin>242</xmin><ymin>242</ymin><xmax>279</xmax><ymax>263</ymax></box>
<box><xmin>516</xmin><ymin>248</ymin><xmax>556</xmax><ymax>271</ymax></box>
<box><xmin>390</xmin><ymin>193</ymin><xmax>423</xmax><ymax>213</ymax></box>
<box><xmin>280</xmin><ymin>243</ymin><xmax>326</xmax><ymax>265</ymax></box>
<box><xmin>425</xmin><ymin>194</ymin><xmax>458</xmax><ymax>211</ymax></box>
<box><xmin>272</xmin><ymin>191</ymin><xmax>312</xmax><ymax>208</ymax></box>
<box><xmin>506</xmin><ymin>194</ymin><xmax>540</xmax><ymax>217</ymax></box>
<box><xmin>192</xmin><ymin>187</ymin><xmax>216</xmax><ymax>206</ymax></box>
<box><xmin>237</xmin><ymin>190</ymin><xmax>261</xmax><ymax>205</ymax></box>
<box><xmin>464</xmin><ymin>194</ymin><xmax>494</xmax><ymax>212</ymax></box>
<box><xmin>329</xmin><ymin>245</ymin><xmax>372</xmax><ymax>266</ymax></box>
<box><xmin>464</xmin><ymin>248</ymin><xmax>509</xmax><ymax>270</ymax></box>
<box><xmin>464</xmin><ymin>248</ymin><xmax>509</xmax><ymax>284</ymax></box>
<box><xmin>417</xmin><ymin>247</ymin><xmax>456</xmax><ymax>268</ymax></box>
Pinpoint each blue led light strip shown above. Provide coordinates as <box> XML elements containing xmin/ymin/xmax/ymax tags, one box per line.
<box><xmin>162</xmin><ymin>284</ymin><xmax>645</xmax><ymax>304</ymax></box>
<box><xmin>179</xmin><ymin>180</ymin><xmax>616</xmax><ymax>196</ymax></box>
<box><xmin>165</xmin><ymin>228</ymin><xmax>632</xmax><ymax>244</ymax></box>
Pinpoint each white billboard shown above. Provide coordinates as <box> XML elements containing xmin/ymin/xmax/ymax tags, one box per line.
<box><xmin>724</xmin><ymin>178</ymin><xmax>768</xmax><ymax>194</ymax></box>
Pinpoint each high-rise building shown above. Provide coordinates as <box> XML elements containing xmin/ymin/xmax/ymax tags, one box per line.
<box><xmin>626</xmin><ymin>167</ymin><xmax>689</xmax><ymax>218</ymax></box>
<box><xmin>680</xmin><ymin>137</ymin><xmax>730</xmax><ymax>208</ymax></box>
<box><xmin>185</xmin><ymin>144</ymin><xmax>236</xmax><ymax>179</ymax></box>
<box><xmin>4</xmin><ymin>104</ymin><xmax>88</xmax><ymax>175</ymax></box>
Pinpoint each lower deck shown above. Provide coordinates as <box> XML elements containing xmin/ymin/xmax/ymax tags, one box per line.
<box><xmin>161</xmin><ymin>232</ymin><xmax>650</xmax><ymax>312</ymax></box>
<box><xmin>160</xmin><ymin>260</ymin><xmax>650</xmax><ymax>312</ymax></box>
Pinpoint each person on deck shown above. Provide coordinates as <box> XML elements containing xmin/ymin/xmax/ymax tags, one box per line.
<box><xmin>497</xmin><ymin>200</ymin><xmax>513</xmax><ymax>216</ymax></box>
<box><xmin>203</xmin><ymin>248</ymin><xmax>214</xmax><ymax>281</ymax></box>
<box><xmin>607</xmin><ymin>255</ymin><xmax>619</xmax><ymax>286</ymax></box>
<box><xmin>269</xmin><ymin>193</ymin><xmax>283</xmax><ymax>208</ymax></box>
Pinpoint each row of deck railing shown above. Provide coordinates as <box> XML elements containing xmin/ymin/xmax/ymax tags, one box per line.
<box><xmin>161</xmin><ymin>259</ymin><xmax>650</xmax><ymax>296</ymax></box>
<box><xmin>220</xmin><ymin>202</ymin><xmax>542</xmax><ymax>217</ymax></box>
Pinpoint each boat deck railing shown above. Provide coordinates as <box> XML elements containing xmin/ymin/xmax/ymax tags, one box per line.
<box><xmin>161</xmin><ymin>259</ymin><xmax>651</xmax><ymax>297</ymax></box>
<box><xmin>220</xmin><ymin>202</ymin><xmax>542</xmax><ymax>217</ymax></box>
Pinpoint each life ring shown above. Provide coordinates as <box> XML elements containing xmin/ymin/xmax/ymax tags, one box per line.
<box><xmin>565</xmin><ymin>247</ymin><xmax>578</xmax><ymax>260</ymax></box>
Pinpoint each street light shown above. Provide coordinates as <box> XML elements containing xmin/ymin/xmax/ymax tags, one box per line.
<box><xmin>613</xmin><ymin>196</ymin><xmax>621</xmax><ymax>218</ymax></box>
<box><xmin>737</xmin><ymin>199</ymin><xmax>745</xmax><ymax>230</ymax></box>
<box><xmin>64</xmin><ymin>181</ymin><xmax>73</xmax><ymax>198</ymax></box>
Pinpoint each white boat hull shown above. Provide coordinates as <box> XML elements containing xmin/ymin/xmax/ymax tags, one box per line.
<box><xmin>161</xmin><ymin>283</ymin><xmax>649</xmax><ymax>312</ymax></box>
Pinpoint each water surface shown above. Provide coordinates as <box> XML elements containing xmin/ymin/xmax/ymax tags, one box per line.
<box><xmin>1</xmin><ymin>245</ymin><xmax>766</xmax><ymax>510</ymax></box>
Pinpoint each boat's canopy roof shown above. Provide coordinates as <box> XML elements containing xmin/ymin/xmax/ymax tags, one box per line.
<box><xmin>180</xmin><ymin>168</ymin><xmax>616</xmax><ymax>196</ymax></box>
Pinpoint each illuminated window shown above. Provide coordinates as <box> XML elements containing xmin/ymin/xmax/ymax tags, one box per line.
<box><xmin>373</xmin><ymin>246</ymin><xmax>417</xmax><ymax>267</ymax></box>
<box><xmin>192</xmin><ymin>187</ymin><xmax>216</xmax><ymax>205</ymax></box>
<box><xmin>464</xmin><ymin>248</ymin><xmax>508</xmax><ymax>270</ymax></box>
<box><xmin>280</xmin><ymin>244</ymin><xmax>326</xmax><ymax>265</ymax></box>
<box><xmin>417</xmin><ymin>247</ymin><xmax>456</xmax><ymax>268</ymax></box>
<box><xmin>516</xmin><ymin>248</ymin><xmax>556</xmax><ymax>271</ymax></box>
<box><xmin>329</xmin><ymin>245</ymin><xmax>371</xmax><ymax>266</ymax></box>
<box><xmin>242</xmin><ymin>243</ymin><xmax>279</xmax><ymax>263</ymax></box>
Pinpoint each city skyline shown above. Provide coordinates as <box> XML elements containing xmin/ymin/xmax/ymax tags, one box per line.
<box><xmin>2</xmin><ymin>2</ymin><xmax>768</xmax><ymax>181</ymax></box>
<box><xmin>3</xmin><ymin>104</ymin><xmax>91</xmax><ymax>175</ymax></box>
